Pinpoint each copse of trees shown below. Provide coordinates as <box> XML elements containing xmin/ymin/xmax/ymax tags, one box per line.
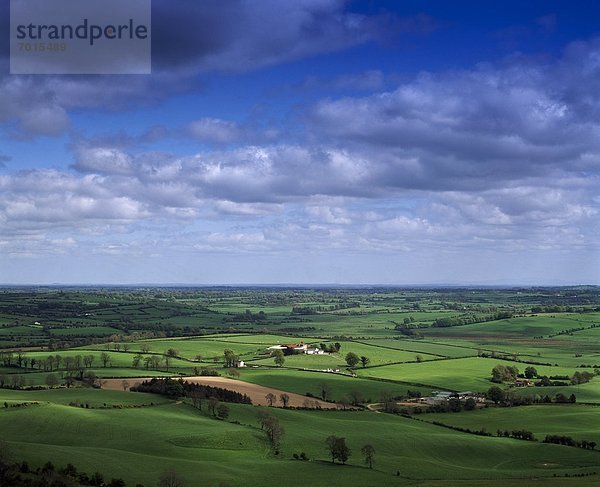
<box><xmin>571</xmin><ymin>371</ymin><xmax>595</xmax><ymax>385</ymax></box>
<box><xmin>432</xmin><ymin>311</ymin><xmax>513</xmax><ymax>328</ymax></box>
<box><xmin>223</xmin><ymin>349</ymin><xmax>239</xmax><ymax>368</ymax></box>
<box><xmin>319</xmin><ymin>342</ymin><xmax>341</xmax><ymax>353</ymax></box>
<box><xmin>131</xmin><ymin>378</ymin><xmax>252</xmax><ymax>404</ymax></box>
<box><xmin>491</xmin><ymin>364</ymin><xmax>519</xmax><ymax>383</ymax></box>
<box><xmin>325</xmin><ymin>435</ymin><xmax>351</xmax><ymax>464</ymax></box>
<box><xmin>273</xmin><ymin>349</ymin><xmax>285</xmax><ymax>367</ymax></box>
<box><xmin>361</xmin><ymin>444</ymin><xmax>375</xmax><ymax>469</ymax></box>
<box><xmin>345</xmin><ymin>352</ymin><xmax>359</xmax><ymax>367</ymax></box>
<box><xmin>257</xmin><ymin>410</ymin><xmax>284</xmax><ymax>453</ymax></box>
<box><xmin>543</xmin><ymin>435</ymin><xmax>597</xmax><ymax>450</ymax></box>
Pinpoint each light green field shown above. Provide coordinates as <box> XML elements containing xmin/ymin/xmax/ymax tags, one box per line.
<box><xmin>421</xmin><ymin>315</ymin><xmax>600</xmax><ymax>344</ymax></box>
<box><xmin>25</xmin><ymin>349</ymin><xmax>192</xmax><ymax>370</ymax></box>
<box><xmin>361</xmin><ymin>339</ymin><xmax>479</xmax><ymax>358</ymax></box>
<box><xmin>251</xmin><ymin>353</ymin><xmax>348</xmax><ymax>370</ymax></box>
<box><xmin>250</xmin><ymin>342</ymin><xmax>439</xmax><ymax>370</ymax></box>
<box><xmin>356</xmin><ymin>357</ymin><xmax>580</xmax><ymax>392</ymax></box>
<box><xmin>0</xmin><ymin>387</ymin><xmax>170</xmax><ymax>407</ymax></box>
<box><xmin>88</xmin><ymin>339</ymin><xmax>265</xmax><ymax>361</ymax></box>
<box><xmin>203</xmin><ymin>334</ymin><xmax>319</xmax><ymax>345</ymax></box>
<box><xmin>512</xmin><ymin>380</ymin><xmax>600</xmax><ymax>404</ymax></box>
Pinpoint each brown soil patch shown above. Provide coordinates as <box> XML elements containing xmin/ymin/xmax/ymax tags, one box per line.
<box><xmin>101</xmin><ymin>376</ymin><xmax>338</xmax><ymax>409</ymax></box>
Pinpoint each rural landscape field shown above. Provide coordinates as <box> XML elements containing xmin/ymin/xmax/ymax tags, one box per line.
<box><xmin>1</xmin><ymin>286</ymin><xmax>599</xmax><ymax>486</ymax></box>
<box><xmin>3</xmin><ymin>1</ymin><xmax>600</xmax><ymax>486</ymax></box>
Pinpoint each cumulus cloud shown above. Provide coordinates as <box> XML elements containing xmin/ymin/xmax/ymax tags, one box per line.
<box><xmin>188</xmin><ymin>118</ymin><xmax>243</xmax><ymax>144</ymax></box>
<box><xmin>1</xmin><ymin>34</ymin><xmax>599</xmax><ymax>264</ymax></box>
<box><xmin>0</xmin><ymin>0</ymin><xmax>400</xmax><ymax>138</ymax></box>
<box><xmin>150</xmin><ymin>0</ymin><xmax>396</xmax><ymax>73</ymax></box>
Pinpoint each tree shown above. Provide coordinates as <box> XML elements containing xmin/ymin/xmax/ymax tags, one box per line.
<box><xmin>83</xmin><ymin>371</ymin><xmax>98</xmax><ymax>387</ymax></box>
<box><xmin>273</xmin><ymin>349</ymin><xmax>285</xmax><ymax>367</ymax></box>
<box><xmin>227</xmin><ymin>367</ymin><xmax>240</xmax><ymax>379</ymax></box>
<box><xmin>83</xmin><ymin>355</ymin><xmax>94</xmax><ymax>368</ymax></box>
<box><xmin>258</xmin><ymin>410</ymin><xmax>284</xmax><ymax>451</ymax></box>
<box><xmin>464</xmin><ymin>397</ymin><xmax>477</xmax><ymax>410</ymax></box>
<box><xmin>140</xmin><ymin>344</ymin><xmax>150</xmax><ymax>354</ymax></box>
<box><xmin>348</xmin><ymin>390</ymin><xmax>365</xmax><ymax>406</ymax></box>
<box><xmin>360</xmin><ymin>356</ymin><xmax>370</xmax><ymax>368</ymax></box>
<box><xmin>216</xmin><ymin>404</ymin><xmax>230</xmax><ymax>420</ymax></box>
<box><xmin>100</xmin><ymin>352</ymin><xmax>111</xmax><ymax>368</ymax></box>
<box><xmin>491</xmin><ymin>364</ymin><xmax>518</xmax><ymax>383</ymax></box>
<box><xmin>121</xmin><ymin>380</ymin><xmax>130</xmax><ymax>391</ymax></box>
<box><xmin>325</xmin><ymin>435</ymin><xmax>351</xmax><ymax>464</ymax></box>
<box><xmin>380</xmin><ymin>391</ymin><xmax>399</xmax><ymax>414</ymax></box>
<box><xmin>90</xmin><ymin>472</ymin><xmax>104</xmax><ymax>486</ymax></box>
<box><xmin>149</xmin><ymin>355</ymin><xmax>161</xmax><ymax>370</ymax></box>
<box><xmin>319</xmin><ymin>382</ymin><xmax>332</xmax><ymax>401</ymax></box>
<box><xmin>10</xmin><ymin>375</ymin><xmax>24</xmax><ymax>389</ymax></box>
<box><xmin>524</xmin><ymin>366</ymin><xmax>538</xmax><ymax>379</ymax></box>
<box><xmin>165</xmin><ymin>348</ymin><xmax>178</xmax><ymax>358</ymax></box>
<box><xmin>158</xmin><ymin>469</ymin><xmax>186</xmax><ymax>487</ymax></box>
<box><xmin>361</xmin><ymin>444</ymin><xmax>375</xmax><ymax>469</ymax></box>
<box><xmin>415</xmin><ymin>355</ymin><xmax>423</xmax><ymax>363</ymax></box>
<box><xmin>337</xmin><ymin>397</ymin><xmax>351</xmax><ymax>410</ymax></box>
<box><xmin>265</xmin><ymin>393</ymin><xmax>276</xmax><ymax>406</ymax></box>
<box><xmin>257</xmin><ymin>409</ymin><xmax>271</xmax><ymax>430</ymax></box>
<box><xmin>163</xmin><ymin>354</ymin><xmax>172</xmax><ymax>372</ymax></box>
<box><xmin>208</xmin><ymin>397</ymin><xmax>219</xmax><ymax>416</ymax></box>
<box><xmin>280</xmin><ymin>393</ymin><xmax>290</xmax><ymax>408</ymax></box>
<box><xmin>223</xmin><ymin>349</ymin><xmax>238</xmax><ymax>368</ymax></box>
<box><xmin>132</xmin><ymin>354</ymin><xmax>143</xmax><ymax>368</ymax></box>
<box><xmin>487</xmin><ymin>386</ymin><xmax>505</xmax><ymax>404</ymax></box>
<box><xmin>189</xmin><ymin>388</ymin><xmax>204</xmax><ymax>410</ymax></box>
<box><xmin>345</xmin><ymin>352</ymin><xmax>359</xmax><ymax>367</ymax></box>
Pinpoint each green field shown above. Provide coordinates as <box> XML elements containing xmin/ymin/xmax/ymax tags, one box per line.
<box><xmin>1</xmin><ymin>287</ymin><xmax>600</xmax><ymax>485</ymax></box>
<box><xmin>1</xmin><ymin>393</ymin><xmax>599</xmax><ymax>486</ymax></box>
<box><xmin>426</xmin><ymin>404</ymin><xmax>600</xmax><ymax>445</ymax></box>
<box><xmin>356</xmin><ymin>357</ymin><xmax>581</xmax><ymax>392</ymax></box>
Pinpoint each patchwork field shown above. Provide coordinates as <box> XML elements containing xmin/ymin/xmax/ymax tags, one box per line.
<box><xmin>1</xmin><ymin>287</ymin><xmax>599</xmax><ymax>486</ymax></box>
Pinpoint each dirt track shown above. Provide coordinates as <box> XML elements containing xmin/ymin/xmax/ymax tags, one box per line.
<box><xmin>101</xmin><ymin>376</ymin><xmax>338</xmax><ymax>409</ymax></box>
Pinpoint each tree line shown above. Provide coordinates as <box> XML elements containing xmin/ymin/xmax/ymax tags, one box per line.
<box><xmin>130</xmin><ymin>378</ymin><xmax>252</xmax><ymax>405</ymax></box>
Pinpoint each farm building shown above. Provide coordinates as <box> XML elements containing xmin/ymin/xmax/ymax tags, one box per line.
<box><xmin>514</xmin><ymin>378</ymin><xmax>534</xmax><ymax>387</ymax></box>
<box><xmin>268</xmin><ymin>342</ymin><xmax>308</xmax><ymax>354</ymax></box>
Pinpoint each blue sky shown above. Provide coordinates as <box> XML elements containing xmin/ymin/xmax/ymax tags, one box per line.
<box><xmin>0</xmin><ymin>0</ymin><xmax>599</xmax><ymax>285</ymax></box>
